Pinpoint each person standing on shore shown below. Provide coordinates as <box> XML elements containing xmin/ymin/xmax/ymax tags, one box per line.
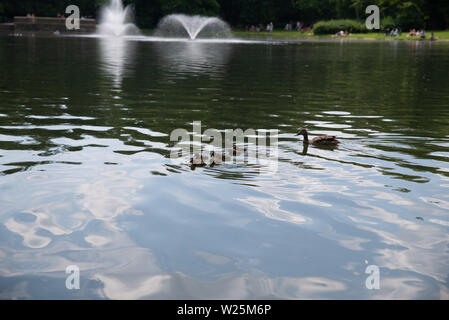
<box><xmin>420</xmin><ymin>29</ymin><xmax>426</xmax><ymax>39</ymax></box>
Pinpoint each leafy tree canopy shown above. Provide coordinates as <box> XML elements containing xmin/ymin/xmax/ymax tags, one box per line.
<box><xmin>0</xmin><ymin>0</ymin><xmax>447</xmax><ymax>30</ymax></box>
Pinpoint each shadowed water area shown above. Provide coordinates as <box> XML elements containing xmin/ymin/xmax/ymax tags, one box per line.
<box><xmin>0</xmin><ymin>35</ymin><xmax>449</xmax><ymax>299</ymax></box>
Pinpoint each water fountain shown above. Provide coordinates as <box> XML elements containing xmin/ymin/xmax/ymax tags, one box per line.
<box><xmin>86</xmin><ymin>0</ymin><xmax>261</xmax><ymax>45</ymax></box>
<box><xmin>155</xmin><ymin>14</ymin><xmax>231</xmax><ymax>40</ymax></box>
<box><xmin>98</xmin><ymin>0</ymin><xmax>140</xmax><ymax>36</ymax></box>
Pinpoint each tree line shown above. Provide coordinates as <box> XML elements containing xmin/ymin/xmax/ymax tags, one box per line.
<box><xmin>1</xmin><ymin>0</ymin><xmax>448</xmax><ymax>30</ymax></box>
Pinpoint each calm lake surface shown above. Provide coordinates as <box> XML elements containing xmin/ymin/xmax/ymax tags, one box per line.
<box><xmin>0</xmin><ymin>35</ymin><xmax>449</xmax><ymax>299</ymax></box>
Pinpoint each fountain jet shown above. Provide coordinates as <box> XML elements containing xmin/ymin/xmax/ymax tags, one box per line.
<box><xmin>98</xmin><ymin>0</ymin><xmax>139</xmax><ymax>36</ymax></box>
<box><xmin>156</xmin><ymin>14</ymin><xmax>231</xmax><ymax>40</ymax></box>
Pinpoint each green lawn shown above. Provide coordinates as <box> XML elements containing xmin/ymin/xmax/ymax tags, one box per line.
<box><xmin>140</xmin><ymin>28</ymin><xmax>449</xmax><ymax>41</ymax></box>
<box><xmin>232</xmin><ymin>30</ymin><xmax>315</xmax><ymax>38</ymax></box>
<box><xmin>232</xmin><ymin>30</ymin><xmax>449</xmax><ymax>40</ymax></box>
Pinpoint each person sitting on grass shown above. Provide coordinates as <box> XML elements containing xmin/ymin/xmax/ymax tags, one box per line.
<box><xmin>407</xmin><ymin>29</ymin><xmax>417</xmax><ymax>37</ymax></box>
<box><xmin>390</xmin><ymin>28</ymin><xmax>399</xmax><ymax>37</ymax></box>
<box><xmin>333</xmin><ymin>30</ymin><xmax>350</xmax><ymax>38</ymax></box>
<box><xmin>419</xmin><ymin>29</ymin><xmax>426</xmax><ymax>39</ymax></box>
<box><xmin>333</xmin><ymin>31</ymin><xmax>342</xmax><ymax>38</ymax></box>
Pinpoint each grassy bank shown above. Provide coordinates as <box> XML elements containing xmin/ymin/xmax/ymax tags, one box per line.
<box><xmin>232</xmin><ymin>30</ymin><xmax>449</xmax><ymax>40</ymax></box>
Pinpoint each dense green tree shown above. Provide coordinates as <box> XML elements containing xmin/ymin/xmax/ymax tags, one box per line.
<box><xmin>291</xmin><ymin>0</ymin><xmax>333</xmax><ymax>24</ymax></box>
<box><xmin>0</xmin><ymin>0</ymin><xmax>104</xmax><ymax>20</ymax></box>
<box><xmin>218</xmin><ymin>0</ymin><xmax>275</xmax><ymax>26</ymax></box>
<box><xmin>159</xmin><ymin>0</ymin><xmax>219</xmax><ymax>16</ymax></box>
<box><xmin>127</xmin><ymin>0</ymin><xmax>161</xmax><ymax>29</ymax></box>
<box><xmin>0</xmin><ymin>0</ymin><xmax>448</xmax><ymax>29</ymax></box>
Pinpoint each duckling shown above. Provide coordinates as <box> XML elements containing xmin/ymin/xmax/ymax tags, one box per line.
<box><xmin>190</xmin><ymin>153</ymin><xmax>207</xmax><ymax>168</ymax></box>
<box><xmin>296</xmin><ymin>128</ymin><xmax>340</xmax><ymax>146</ymax></box>
<box><xmin>228</xmin><ymin>145</ymin><xmax>247</xmax><ymax>156</ymax></box>
<box><xmin>210</xmin><ymin>151</ymin><xmax>227</xmax><ymax>165</ymax></box>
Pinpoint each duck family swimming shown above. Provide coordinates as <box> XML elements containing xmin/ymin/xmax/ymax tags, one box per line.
<box><xmin>296</xmin><ymin>128</ymin><xmax>340</xmax><ymax>146</ymax></box>
<box><xmin>190</xmin><ymin>129</ymin><xmax>340</xmax><ymax>168</ymax></box>
<box><xmin>190</xmin><ymin>145</ymin><xmax>247</xmax><ymax>168</ymax></box>
<box><xmin>190</xmin><ymin>153</ymin><xmax>207</xmax><ymax>167</ymax></box>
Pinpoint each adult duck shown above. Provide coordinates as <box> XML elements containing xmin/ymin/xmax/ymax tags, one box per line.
<box><xmin>296</xmin><ymin>128</ymin><xmax>340</xmax><ymax>146</ymax></box>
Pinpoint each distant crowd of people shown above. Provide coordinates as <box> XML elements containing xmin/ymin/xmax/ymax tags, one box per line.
<box><xmin>284</xmin><ymin>21</ymin><xmax>304</xmax><ymax>31</ymax></box>
<box><xmin>246</xmin><ymin>21</ymin><xmax>312</xmax><ymax>33</ymax></box>
<box><xmin>407</xmin><ymin>29</ymin><xmax>436</xmax><ymax>40</ymax></box>
<box><xmin>384</xmin><ymin>28</ymin><xmax>437</xmax><ymax>40</ymax></box>
<box><xmin>386</xmin><ymin>28</ymin><xmax>401</xmax><ymax>37</ymax></box>
<box><xmin>22</xmin><ymin>13</ymin><xmax>90</xmax><ymax>20</ymax></box>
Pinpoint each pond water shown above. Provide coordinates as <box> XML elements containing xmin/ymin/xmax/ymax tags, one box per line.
<box><xmin>0</xmin><ymin>35</ymin><xmax>448</xmax><ymax>299</ymax></box>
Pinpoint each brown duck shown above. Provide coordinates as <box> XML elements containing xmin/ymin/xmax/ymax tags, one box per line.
<box><xmin>228</xmin><ymin>145</ymin><xmax>247</xmax><ymax>156</ymax></box>
<box><xmin>190</xmin><ymin>153</ymin><xmax>207</xmax><ymax>167</ymax></box>
<box><xmin>296</xmin><ymin>128</ymin><xmax>340</xmax><ymax>146</ymax></box>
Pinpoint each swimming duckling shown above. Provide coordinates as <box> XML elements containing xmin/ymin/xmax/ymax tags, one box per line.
<box><xmin>190</xmin><ymin>153</ymin><xmax>207</xmax><ymax>168</ymax></box>
<box><xmin>228</xmin><ymin>145</ymin><xmax>247</xmax><ymax>156</ymax></box>
<box><xmin>296</xmin><ymin>128</ymin><xmax>340</xmax><ymax>146</ymax></box>
<box><xmin>210</xmin><ymin>151</ymin><xmax>227</xmax><ymax>165</ymax></box>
